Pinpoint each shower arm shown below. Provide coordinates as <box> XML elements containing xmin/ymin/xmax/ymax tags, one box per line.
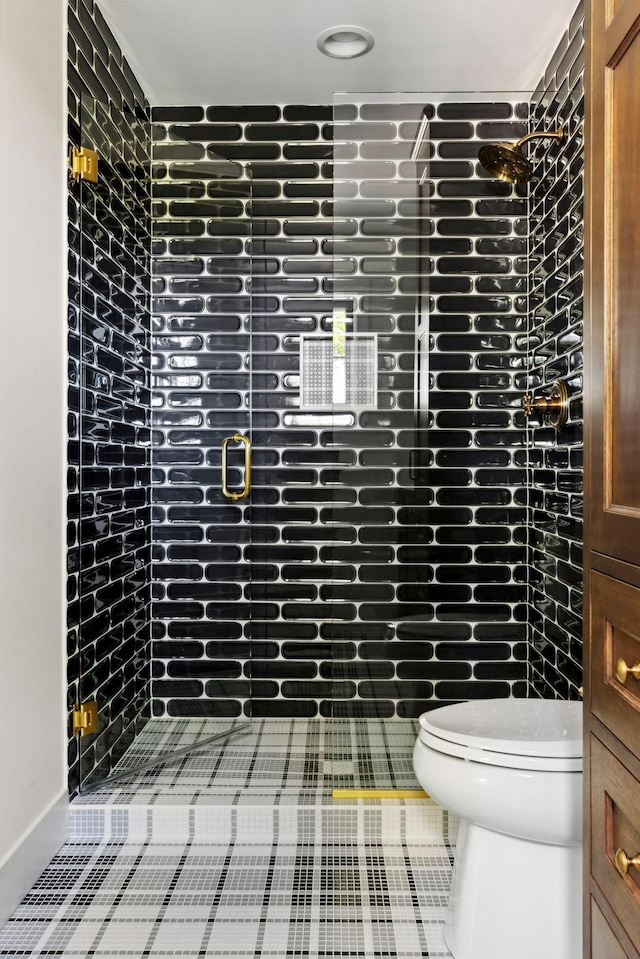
<box><xmin>514</xmin><ymin>128</ymin><xmax>564</xmax><ymax>150</ymax></box>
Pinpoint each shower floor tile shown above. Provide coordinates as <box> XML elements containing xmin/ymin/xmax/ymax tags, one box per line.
<box><xmin>0</xmin><ymin>836</ymin><xmax>453</xmax><ymax>957</ymax></box>
<box><xmin>75</xmin><ymin>719</ymin><xmax>423</xmax><ymax>805</ymax></box>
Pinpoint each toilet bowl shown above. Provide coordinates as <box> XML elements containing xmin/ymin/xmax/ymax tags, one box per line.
<box><xmin>412</xmin><ymin>699</ymin><xmax>582</xmax><ymax>959</ymax></box>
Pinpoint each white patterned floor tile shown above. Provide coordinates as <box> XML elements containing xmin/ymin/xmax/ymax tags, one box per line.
<box><xmin>0</xmin><ymin>837</ymin><xmax>453</xmax><ymax>957</ymax></box>
<box><xmin>0</xmin><ymin>719</ymin><xmax>454</xmax><ymax>957</ymax></box>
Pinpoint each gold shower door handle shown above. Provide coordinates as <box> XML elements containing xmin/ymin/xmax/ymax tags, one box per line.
<box><xmin>222</xmin><ymin>433</ymin><xmax>251</xmax><ymax>501</ymax></box>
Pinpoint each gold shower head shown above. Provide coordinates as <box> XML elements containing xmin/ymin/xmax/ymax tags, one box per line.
<box><xmin>478</xmin><ymin>128</ymin><xmax>564</xmax><ymax>184</ymax></box>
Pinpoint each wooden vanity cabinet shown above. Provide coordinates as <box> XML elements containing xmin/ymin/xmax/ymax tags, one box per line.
<box><xmin>585</xmin><ymin>0</ymin><xmax>640</xmax><ymax>954</ymax></box>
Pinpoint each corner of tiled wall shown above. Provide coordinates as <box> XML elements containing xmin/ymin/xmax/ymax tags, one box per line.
<box><xmin>526</xmin><ymin>1</ymin><xmax>584</xmax><ymax>699</ymax></box>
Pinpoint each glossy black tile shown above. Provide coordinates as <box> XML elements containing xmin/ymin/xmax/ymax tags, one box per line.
<box><xmin>438</xmin><ymin>103</ymin><xmax>514</xmax><ymax>120</ymax></box>
<box><xmin>246</xmin><ymin>123</ymin><xmax>318</xmax><ymax>142</ymax></box>
<box><xmin>169</xmin><ymin>123</ymin><xmax>243</xmax><ymax>142</ymax></box>
<box><xmin>526</xmin><ymin>12</ymin><xmax>585</xmax><ymax>699</ymax></box>
<box><xmin>154</xmin><ymin>106</ymin><xmax>204</xmax><ymax>122</ymax></box>
<box><xmin>207</xmin><ymin>105</ymin><xmax>280</xmax><ymax>122</ymax></box>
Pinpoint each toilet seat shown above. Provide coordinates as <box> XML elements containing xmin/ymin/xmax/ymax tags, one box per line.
<box><xmin>418</xmin><ymin>699</ymin><xmax>582</xmax><ymax>772</ymax></box>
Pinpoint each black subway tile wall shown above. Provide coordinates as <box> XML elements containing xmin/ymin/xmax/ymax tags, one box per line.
<box><xmin>150</xmin><ymin>100</ymin><xmax>530</xmax><ymax>720</ymax></box>
<box><xmin>67</xmin><ymin>0</ymin><xmax>152</xmax><ymax>793</ymax></box>
<box><xmin>527</xmin><ymin>2</ymin><xmax>584</xmax><ymax>700</ymax></box>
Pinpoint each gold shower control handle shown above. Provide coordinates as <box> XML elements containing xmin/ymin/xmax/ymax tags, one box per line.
<box><xmin>523</xmin><ymin>395</ymin><xmax>556</xmax><ymax>415</ymax></box>
<box><xmin>615</xmin><ymin>657</ymin><xmax>640</xmax><ymax>685</ymax></box>
<box><xmin>615</xmin><ymin>848</ymin><xmax>640</xmax><ymax>876</ymax></box>
<box><xmin>522</xmin><ymin>379</ymin><xmax>569</xmax><ymax>430</ymax></box>
<box><xmin>222</xmin><ymin>433</ymin><xmax>251</xmax><ymax>501</ymax></box>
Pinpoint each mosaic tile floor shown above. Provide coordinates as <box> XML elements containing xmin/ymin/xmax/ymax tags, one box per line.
<box><xmin>0</xmin><ymin>719</ymin><xmax>453</xmax><ymax>956</ymax></box>
<box><xmin>77</xmin><ymin>719</ymin><xmax>423</xmax><ymax>804</ymax></box>
<box><xmin>0</xmin><ymin>838</ymin><xmax>453</xmax><ymax>957</ymax></box>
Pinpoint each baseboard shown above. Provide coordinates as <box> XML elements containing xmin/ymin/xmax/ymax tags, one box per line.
<box><xmin>0</xmin><ymin>790</ymin><xmax>68</xmax><ymax>926</ymax></box>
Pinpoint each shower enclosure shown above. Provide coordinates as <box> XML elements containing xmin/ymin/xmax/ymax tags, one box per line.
<box><xmin>71</xmin><ymin>86</ymin><xmax>582</xmax><ymax>793</ymax></box>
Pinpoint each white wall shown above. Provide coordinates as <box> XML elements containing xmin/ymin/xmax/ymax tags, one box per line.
<box><xmin>0</xmin><ymin>0</ymin><xmax>68</xmax><ymax>923</ymax></box>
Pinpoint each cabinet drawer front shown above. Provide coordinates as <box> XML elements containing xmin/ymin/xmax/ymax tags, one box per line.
<box><xmin>592</xmin><ymin>898</ymin><xmax>636</xmax><ymax>959</ymax></box>
<box><xmin>592</xmin><ymin>572</ymin><xmax>640</xmax><ymax>758</ymax></box>
<box><xmin>591</xmin><ymin>735</ymin><xmax>640</xmax><ymax>949</ymax></box>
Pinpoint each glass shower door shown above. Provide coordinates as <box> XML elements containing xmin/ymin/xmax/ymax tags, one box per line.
<box><xmin>328</xmin><ymin>91</ymin><xmax>532</xmax><ymax>794</ymax></box>
<box><xmin>74</xmin><ymin>96</ymin><xmax>254</xmax><ymax>790</ymax></box>
<box><xmin>150</xmin><ymin>136</ymin><xmax>255</xmax><ymax>760</ymax></box>
<box><xmin>326</xmin><ymin>94</ymin><xmax>433</xmax><ymax>795</ymax></box>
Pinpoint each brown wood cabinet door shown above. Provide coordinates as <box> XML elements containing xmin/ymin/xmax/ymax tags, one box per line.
<box><xmin>591</xmin><ymin>897</ymin><xmax>639</xmax><ymax>958</ymax></box>
<box><xmin>590</xmin><ymin>735</ymin><xmax>640</xmax><ymax>950</ymax></box>
<box><xmin>588</xmin><ymin>0</ymin><xmax>640</xmax><ymax>566</ymax></box>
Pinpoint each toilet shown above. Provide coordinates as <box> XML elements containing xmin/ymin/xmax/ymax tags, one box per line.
<box><xmin>413</xmin><ymin>699</ymin><xmax>582</xmax><ymax>959</ymax></box>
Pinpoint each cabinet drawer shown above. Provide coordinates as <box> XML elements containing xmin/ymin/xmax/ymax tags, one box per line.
<box><xmin>591</xmin><ymin>735</ymin><xmax>640</xmax><ymax>950</ymax></box>
<box><xmin>591</xmin><ymin>898</ymin><xmax>636</xmax><ymax>958</ymax></box>
<box><xmin>592</xmin><ymin>572</ymin><xmax>640</xmax><ymax>759</ymax></box>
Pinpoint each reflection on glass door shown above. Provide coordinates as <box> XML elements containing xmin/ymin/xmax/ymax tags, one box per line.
<box><xmin>75</xmin><ymin>96</ymin><xmax>253</xmax><ymax>790</ymax></box>
<box><xmin>328</xmin><ymin>92</ymin><xmax>531</xmax><ymax>795</ymax></box>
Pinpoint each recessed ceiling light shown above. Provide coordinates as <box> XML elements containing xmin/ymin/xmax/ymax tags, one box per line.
<box><xmin>316</xmin><ymin>26</ymin><xmax>375</xmax><ymax>60</ymax></box>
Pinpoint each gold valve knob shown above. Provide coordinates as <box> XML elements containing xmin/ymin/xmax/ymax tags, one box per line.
<box><xmin>523</xmin><ymin>395</ymin><xmax>557</xmax><ymax>415</ymax></box>
<box><xmin>522</xmin><ymin>379</ymin><xmax>569</xmax><ymax>429</ymax></box>
<box><xmin>615</xmin><ymin>658</ymin><xmax>640</xmax><ymax>684</ymax></box>
<box><xmin>615</xmin><ymin>848</ymin><xmax>640</xmax><ymax>876</ymax></box>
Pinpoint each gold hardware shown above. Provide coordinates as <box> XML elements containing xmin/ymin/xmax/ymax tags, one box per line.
<box><xmin>478</xmin><ymin>128</ymin><xmax>564</xmax><ymax>184</ymax></box>
<box><xmin>332</xmin><ymin>789</ymin><xmax>429</xmax><ymax>799</ymax></box>
<box><xmin>615</xmin><ymin>657</ymin><xmax>640</xmax><ymax>684</ymax></box>
<box><xmin>523</xmin><ymin>379</ymin><xmax>569</xmax><ymax>430</ymax></box>
<box><xmin>71</xmin><ymin>700</ymin><xmax>98</xmax><ymax>736</ymax></box>
<box><xmin>68</xmin><ymin>145</ymin><xmax>99</xmax><ymax>183</ymax></box>
<box><xmin>615</xmin><ymin>847</ymin><xmax>640</xmax><ymax>876</ymax></box>
<box><xmin>514</xmin><ymin>127</ymin><xmax>564</xmax><ymax>151</ymax></box>
<box><xmin>221</xmin><ymin>433</ymin><xmax>251</xmax><ymax>501</ymax></box>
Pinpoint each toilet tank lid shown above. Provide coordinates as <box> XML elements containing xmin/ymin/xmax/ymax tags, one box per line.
<box><xmin>419</xmin><ymin>699</ymin><xmax>583</xmax><ymax>758</ymax></box>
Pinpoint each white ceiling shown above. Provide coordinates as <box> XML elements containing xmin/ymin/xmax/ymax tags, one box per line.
<box><xmin>99</xmin><ymin>0</ymin><xmax>579</xmax><ymax>105</ymax></box>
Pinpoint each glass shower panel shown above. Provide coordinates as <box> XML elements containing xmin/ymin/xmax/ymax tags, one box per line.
<box><xmin>76</xmin><ymin>96</ymin><xmax>254</xmax><ymax>791</ymax></box>
<box><xmin>329</xmin><ymin>93</ymin><xmax>532</xmax><ymax>794</ymax></box>
<box><xmin>76</xmin><ymin>95</ymin><xmax>155</xmax><ymax>790</ymax></box>
<box><xmin>327</xmin><ymin>94</ymin><xmax>433</xmax><ymax>793</ymax></box>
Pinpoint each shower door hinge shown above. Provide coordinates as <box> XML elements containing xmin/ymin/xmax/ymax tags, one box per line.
<box><xmin>68</xmin><ymin>146</ymin><xmax>99</xmax><ymax>183</ymax></box>
<box><xmin>72</xmin><ymin>700</ymin><xmax>98</xmax><ymax>736</ymax></box>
